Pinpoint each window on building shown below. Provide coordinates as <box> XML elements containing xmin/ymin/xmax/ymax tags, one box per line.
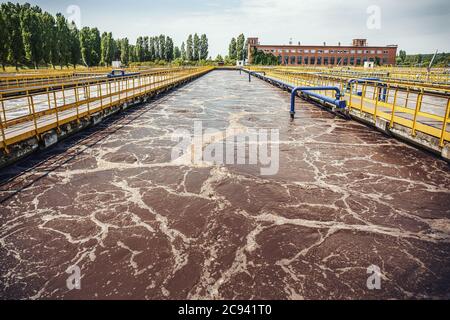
<box><xmin>370</xmin><ymin>50</ymin><xmax>375</xmax><ymax>54</ymax></box>
<box><xmin>298</xmin><ymin>49</ymin><xmax>303</xmax><ymax>53</ymax></box>
<box><xmin>330</xmin><ymin>57</ymin><xmax>335</xmax><ymax>64</ymax></box>
<box><xmin>330</xmin><ymin>50</ymin><xmax>335</xmax><ymax>53</ymax></box>
<box><xmin>278</xmin><ymin>56</ymin><xmax>282</xmax><ymax>64</ymax></box>
<box><xmin>317</xmin><ymin>57</ymin><xmax>322</xmax><ymax>65</ymax></box>
<box><xmin>377</xmin><ymin>50</ymin><xmax>382</xmax><ymax>54</ymax></box>
<box><xmin>324</xmin><ymin>57</ymin><xmax>329</xmax><ymax>65</ymax></box>
<box><xmin>383</xmin><ymin>50</ymin><xmax>388</xmax><ymax>54</ymax></box>
<box><xmin>350</xmin><ymin>57</ymin><xmax>355</xmax><ymax>65</ymax></box>
<box><xmin>351</xmin><ymin>50</ymin><xmax>355</xmax><ymax>54</ymax></box>
<box><xmin>310</xmin><ymin>57</ymin><xmax>316</xmax><ymax>64</ymax></box>
<box><xmin>304</xmin><ymin>57</ymin><xmax>309</xmax><ymax>65</ymax></box>
<box><xmin>358</xmin><ymin>50</ymin><xmax>363</xmax><ymax>54</ymax></box>
<box><xmin>343</xmin><ymin>57</ymin><xmax>348</xmax><ymax>65</ymax></box>
<box><xmin>383</xmin><ymin>58</ymin><xmax>388</xmax><ymax>64</ymax></box>
<box><xmin>324</xmin><ymin>50</ymin><xmax>329</xmax><ymax>54</ymax></box>
<box><xmin>291</xmin><ymin>50</ymin><xmax>296</xmax><ymax>53</ymax></box>
<box><xmin>311</xmin><ymin>49</ymin><xmax>316</xmax><ymax>53</ymax></box>
<box><xmin>304</xmin><ymin>49</ymin><xmax>310</xmax><ymax>53</ymax></box>
<box><xmin>284</xmin><ymin>56</ymin><xmax>289</xmax><ymax>64</ymax></box>
<box><xmin>356</xmin><ymin>58</ymin><xmax>361</xmax><ymax>65</ymax></box>
<box><xmin>318</xmin><ymin>50</ymin><xmax>323</xmax><ymax>54</ymax></box>
<box><xmin>290</xmin><ymin>56</ymin><xmax>296</xmax><ymax>64</ymax></box>
<box><xmin>297</xmin><ymin>56</ymin><xmax>302</xmax><ymax>64</ymax></box>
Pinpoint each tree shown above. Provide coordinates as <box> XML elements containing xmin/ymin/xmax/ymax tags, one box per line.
<box><xmin>215</xmin><ymin>54</ymin><xmax>223</xmax><ymax>62</ymax></box>
<box><xmin>2</xmin><ymin>3</ymin><xmax>25</xmax><ymax>70</ymax></box>
<box><xmin>165</xmin><ymin>36</ymin><xmax>174</xmax><ymax>61</ymax></box>
<box><xmin>79</xmin><ymin>27</ymin><xmax>101</xmax><ymax>67</ymax></box>
<box><xmin>149</xmin><ymin>37</ymin><xmax>156</xmax><ymax>61</ymax></box>
<box><xmin>173</xmin><ymin>46</ymin><xmax>181</xmax><ymax>59</ymax></box>
<box><xmin>200</xmin><ymin>34</ymin><xmax>208</xmax><ymax>60</ymax></box>
<box><xmin>399</xmin><ymin>50</ymin><xmax>407</xmax><ymax>64</ymax></box>
<box><xmin>69</xmin><ymin>22</ymin><xmax>81</xmax><ymax>68</ymax></box>
<box><xmin>90</xmin><ymin>28</ymin><xmax>101</xmax><ymax>66</ymax></box>
<box><xmin>243</xmin><ymin>38</ymin><xmax>248</xmax><ymax>60</ymax></box>
<box><xmin>135</xmin><ymin>36</ymin><xmax>144</xmax><ymax>62</ymax></box>
<box><xmin>159</xmin><ymin>35</ymin><xmax>166</xmax><ymax>61</ymax></box>
<box><xmin>236</xmin><ymin>33</ymin><xmax>245</xmax><ymax>61</ymax></box>
<box><xmin>0</xmin><ymin>7</ymin><xmax>9</xmax><ymax>70</ymax></box>
<box><xmin>186</xmin><ymin>35</ymin><xmax>193</xmax><ymax>61</ymax></box>
<box><xmin>20</xmin><ymin>8</ymin><xmax>43</xmax><ymax>69</ymax></box>
<box><xmin>181</xmin><ymin>42</ymin><xmax>186</xmax><ymax>61</ymax></box>
<box><xmin>143</xmin><ymin>36</ymin><xmax>149</xmax><ymax>61</ymax></box>
<box><xmin>40</xmin><ymin>12</ymin><xmax>57</xmax><ymax>67</ymax></box>
<box><xmin>101</xmin><ymin>32</ymin><xmax>115</xmax><ymax>66</ymax></box>
<box><xmin>153</xmin><ymin>36</ymin><xmax>160</xmax><ymax>60</ymax></box>
<box><xmin>229</xmin><ymin>37</ymin><xmax>237</xmax><ymax>60</ymax></box>
<box><xmin>120</xmin><ymin>38</ymin><xmax>129</xmax><ymax>65</ymax></box>
<box><xmin>193</xmin><ymin>33</ymin><xmax>200</xmax><ymax>61</ymax></box>
<box><xmin>55</xmin><ymin>13</ymin><xmax>71</xmax><ymax>68</ymax></box>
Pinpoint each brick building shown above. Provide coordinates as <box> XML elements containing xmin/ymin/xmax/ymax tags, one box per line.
<box><xmin>247</xmin><ymin>38</ymin><xmax>398</xmax><ymax>66</ymax></box>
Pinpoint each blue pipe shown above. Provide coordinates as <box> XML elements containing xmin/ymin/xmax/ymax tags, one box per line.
<box><xmin>347</xmin><ymin>78</ymin><xmax>388</xmax><ymax>102</ymax></box>
<box><xmin>290</xmin><ymin>86</ymin><xmax>346</xmax><ymax>119</ymax></box>
<box><xmin>248</xmin><ymin>71</ymin><xmax>266</xmax><ymax>82</ymax></box>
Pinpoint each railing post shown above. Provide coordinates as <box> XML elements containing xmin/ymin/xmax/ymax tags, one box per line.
<box><xmin>412</xmin><ymin>89</ymin><xmax>424</xmax><ymax>137</ymax></box>
<box><xmin>389</xmin><ymin>87</ymin><xmax>399</xmax><ymax>129</ymax></box>
<box><xmin>53</xmin><ymin>91</ymin><xmax>60</xmax><ymax>130</ymax></box>
<box><xmin>74</xmin><ymin>86</ymin><xmax>80</xmax><ymax>123</ymax></box>
<box><xmin>86</xmin><ymin>85</ymin><xmax>91</xmax><ymax>116</ymax></box>
<box><xmin>98</xmin><ymin>83</ymin><xmax>103</xmax><ymax>112</ymax></box>
<box><xmin>109</xmin><ymin>81</ymin><xmax>113</xmax><ymax>106</ymax></box>
<box><xmin>439</xmin><ymin>98</ymin><xmax>450</xmax><ymax>147</ymax></box>
<box><xmin>28</xmin><ymin>93</ymin><xmax>39</xmax><ymax>137</ymax></box>
<box><xmin>0</xmin><ymin>95</ymin><xmax>7</xmax><ymax>152</ymax></box>
<box><xmin>360</xmin><ymin>83</ymin><xmax>366</xmax><ymax>115</ymax></box>
<box><xmin>374</xmin><ymin>86</ymin><xmax>380</xmax><ymax>121</ymax></box>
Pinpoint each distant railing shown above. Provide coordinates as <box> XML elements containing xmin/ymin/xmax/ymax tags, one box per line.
<box><xmin>0</xmin><ymin>67</ymin><xmax>212</xmax><ymax>152</ymax></box>
<box><xmin>249</xmin><ymin>67</ymin><xmax>450</xmax><ymax>147</ymax></box>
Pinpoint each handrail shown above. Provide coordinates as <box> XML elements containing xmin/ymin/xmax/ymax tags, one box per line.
<box><xmin>291</xmin><ymin>86</ymin><xmax>346</xmax><ymax>119</ymax></box>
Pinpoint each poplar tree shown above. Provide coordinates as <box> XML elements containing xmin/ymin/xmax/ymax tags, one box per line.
<box><xmin>159</xmin><ymin>35</ymin><xmax>166</xmax><ymax>61</ymax></box>
<box><xmin>180</xmin><ymin>42</ymin><xmax>186</xmax><ymax>61</ymax></box>
<box><xmin>193</xmin><ymin>33</ymin><xmax>200</xmax><ymax>61</ymax></box>
<box><xmin>229</xmin><ymin>37</ymin><xmax>237</xmax><ymax>60</ymax></box>
<box><xmin>0</xmin><ymin>8</ymin><xmax>9</xmax><ymax>70</ymax></box>
<box><xmin>236</xmin><ymin>33</ymin><xmax>245</xmax><ymax>60</ymax></box>
<box><xmin>200</xmin><ymin>34</ymin><xmax>208</xmax><ymax>60</ymax></box>
<box><xmin>186</xmin><ymin>35</ymin><xmax>193</xmax><ymax>61</ymax></box>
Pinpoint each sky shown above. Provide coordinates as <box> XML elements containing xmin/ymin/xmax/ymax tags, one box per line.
<box><xmin>13</xmin><ymin>0</ymin><xmax>450</xmax><ymax>57</ymax></box>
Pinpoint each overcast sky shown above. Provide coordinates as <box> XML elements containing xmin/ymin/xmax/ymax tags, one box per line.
<box><xmin>15</xmin><ymin>0</ymin><xmax>450</xmax><ymax>57</ymax></box>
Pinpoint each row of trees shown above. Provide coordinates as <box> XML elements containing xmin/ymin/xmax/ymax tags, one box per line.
<box><xmin>0</xmin><ymin>2</ymin><xmax>210</xmax><ymax>70</ymax></box>
<box><xmin>0</xmin><ymin>2</ymin><xmax>83</xmax><ymax>70</ymax></box>
<box><xmin>228</xmin><ymin>34</ymin><xmax>247</xmax><ymax>61</ymax></box>
<box><xmin>181</xmin><ymin>34</ymin><xmax>209</xmax><ymax>62</ymax></box>
<box><xmin>397</xmin><ymin>50</ymin><xmax>450</xmax><ymax>67</ymax></box>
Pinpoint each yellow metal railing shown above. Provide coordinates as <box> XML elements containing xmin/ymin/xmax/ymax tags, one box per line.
<box><xmin>0</xmin><ymin>67</ymin><xmax>213</xmax><ymax>152</ymax></box>
<box><xmin>249</xmin><ymin>67</ymin><xmax>450</xmax><ymax>147</ymax></box>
